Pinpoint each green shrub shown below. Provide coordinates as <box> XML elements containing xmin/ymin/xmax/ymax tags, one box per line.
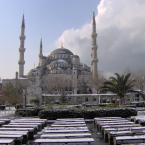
<box><xmin>38</xmin><ymin>108</ymin><xmax>137</xmax><ymax>119</ymax></box>
<box><xmin>0</xmin><ymin>105</ymin><xmax>6</xmax><ymax>110</ymax></box>
<box><xmin>15</xmin><ymin>108</ymin><xmax>42</xmax><ymax>117</ymax></box>
<box><xmin>39</xmin><ymin>109</ymin><xmax>83</xmax><ymax>120</ymax></box>
<box><xmin>15</xmin><ymin>104</ymin><xmax>23</xmax><ymax>109</ymax></box>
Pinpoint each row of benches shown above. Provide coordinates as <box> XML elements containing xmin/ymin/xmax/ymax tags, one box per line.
<box><xmin>33</xmin><ymin>118</ymin><xmax>95</xmax><ymax>145</ymax></box>
<box><xmin>0</xmin><ymin>117</ymin><xmax>47</xmax><ymax>145</ymax></box>
<box><xmin>95</xmin><ymin>117</ymin><xmax>145</xmax><ymax>145</ymax></box>
<box><xmin>131</xmin><ymin>115</ymin><xmax>145</xmax><ymax>125</ymax></box>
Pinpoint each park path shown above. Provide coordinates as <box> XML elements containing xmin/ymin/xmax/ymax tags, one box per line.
<box><xmin>86</xmin><ymin>120</ymin><xmax>108</xmax><ymax>145</ymax></box>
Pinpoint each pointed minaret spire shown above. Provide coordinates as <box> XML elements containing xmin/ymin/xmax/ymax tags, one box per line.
<box><xmin>18</xmin><ymin>14</ymin><xmax>26</xmax><ymax>77</ymax></box>
<box><xmin>22</xmin><ymin>14</ymin><xmax>25</xmax><ymax>28</ymax></box>
<box><xmin>39</xmin><ymin>38</ymin><xmax>43</xmax><ymax>66</ymax></box>
<box><xmin>92</xmin><ymin>11</ymin><xmax>97</xmax><ymax>47</ymax></box>
<box><xmin>91</xmin><ymin>12</ymin><xmax>98</xmax><ymax>87</ymax></box>
<box><xmin>39</xmin><ymin>38</ymin><xmax>43</xmax><ymax>57</ymax></box>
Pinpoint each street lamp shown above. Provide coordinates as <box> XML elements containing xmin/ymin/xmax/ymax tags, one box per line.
<box><xmin>23</xmin><ymin>89</ymin><xmax>27</xmax><ymax>109</ymax></box>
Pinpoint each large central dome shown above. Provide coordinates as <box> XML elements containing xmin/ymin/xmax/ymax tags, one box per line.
<box><xmin>47</xmin><ymin>47</ymin><xmax>74</xmax><ymax>74</ymax></box>
<box><xmin>50</xmin><ymin>48</ymin><xmax>73</xmax><ymax>56</ymax></box>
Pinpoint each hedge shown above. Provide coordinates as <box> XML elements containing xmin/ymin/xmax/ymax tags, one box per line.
<box><xmin>38</xmin><ymin>108</ymin><xmax>137</xmax><ymax>119</ymax></box>
<box><xmin>15</xmin><ymin>108</ymin><xmax>42</xmax><ymax>117</ymax></box>
<box><xmin>0</xmin><ymin>105</ymin><xmax>6</xmax><ymax>110</ymax></box>
<box><xmin>38</xmin><ymin>109</ymin><xmax>83</xmax><ymax>120</ymax></box>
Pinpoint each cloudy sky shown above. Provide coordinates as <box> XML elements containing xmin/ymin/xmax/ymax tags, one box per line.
<box><xmin>0</xmin><ymin>0</ymin><xmax>145</xmax><ymax>79</ymax></box>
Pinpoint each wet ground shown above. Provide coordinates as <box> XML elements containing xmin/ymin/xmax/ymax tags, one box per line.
<box><xmin>86</xmin><ymin>120</ymin><xmax>108</xmax><ymax>145</ymax></box>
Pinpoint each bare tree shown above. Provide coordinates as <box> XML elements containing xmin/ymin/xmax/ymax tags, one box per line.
<box><xmin>42</xmin><ymin>74</ymin><xmax>72</xmax><ymax>95</ymax></box>
<box><xmin>2</xmin><ymin>82</ymin><xmax>23</xmax><ymax>105</ymax></box>
<box><xmin>131</xmin><ymin>71</ymin><xmax>145</xmax><ymax>91</ymax></box>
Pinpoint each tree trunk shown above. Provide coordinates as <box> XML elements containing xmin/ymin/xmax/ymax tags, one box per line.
<box><xmin>120</xmin><ymin>96</ymin><xmax>125</xmax><ymax>105</ymax></box>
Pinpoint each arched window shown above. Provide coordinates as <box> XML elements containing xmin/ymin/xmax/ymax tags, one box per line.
<box><xmin>93</xmin><ymin>97</ymin><xmax>96</xmax><ymax>101</ymax></box>
<box><xmin>85</xmin><ymin>97</ymin><xmax>88</xmax><ymax>102</ymax></box>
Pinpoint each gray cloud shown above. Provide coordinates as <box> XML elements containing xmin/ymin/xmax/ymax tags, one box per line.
<box><xmin>57</xmin><ymin>0</ymin><xmax>145</xmax><ymax>76</ymax></box>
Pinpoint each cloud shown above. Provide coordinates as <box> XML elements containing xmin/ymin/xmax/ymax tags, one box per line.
<box><xmin>57</xmin><ymin>0</ymin><xmax>145</xmax><ymax>76</ymax></box>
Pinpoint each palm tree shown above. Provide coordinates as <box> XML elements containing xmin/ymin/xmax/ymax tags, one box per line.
<box><xmin>101</xmin><ymin>73</ymin><xmax>134</xmax><ymax>105</ymax></box>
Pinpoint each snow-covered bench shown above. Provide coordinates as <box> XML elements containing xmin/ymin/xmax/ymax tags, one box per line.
<box><xmin>40</xmin><ymin>133</ymin><xmax>92</xmax><ymax>138</ymax></box>
<box><xmin>0</xmin><ymin>130</ymin><xmax>28</xmax><ymax>144</ymax></box>
<box><xmin>33</xmin><ymin>138</ymin><xmax>95</xmax><ymax>145</ymax></box>
<box><xmin>98</xmin><ymin>121</ymin><xmax>134</xmax><ymax>131</ymax></box>
<box><xmin>0</xmin><ymin>134</ymin><xmax>23</xmax><ymax>145</ymax></box>
<box><xmin>102</xmin><ymin>124</ymin><xmax>140</xmax><ymax>141</ymax></box>
<box><xmin>0</xmin><ymin>139</ymin><xmax>14</xmax><ymax>145</ymax></box>
<box><xmin>108</xmin><ymin>130</ymin><xmax>145</xmax><ymax>145</ymax></box>
<box><xmin>51</xmin><ymin>124</ymin><xmax>86</xmax><ymax>127</ymax></box>
<box><xmin>114</xmin><ymin>134</ymin><xmax>145</xmax><ymax>145</ymax></box>
<box><xmin>0</xmin><ymin>127</ymin><xmax>34</xmax><ymax>140</ymax></box>
<box><xmin>43</xmin><ymin>129</ymin><xmax>89</xmax><ymax>133</ymax></box>
<box><xmin>44</xmin><ymin>126</ymin><xmax>88</xmax><ymax>130</ymax></box>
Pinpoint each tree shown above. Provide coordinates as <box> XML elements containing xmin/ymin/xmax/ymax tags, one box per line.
<box><xmin>30</xmin><ymin>98</ymin><xmax>40</xmax><ymax>106</ymax></box>
<box><xmin>2</xmin><ymin>83</ymin><xmax>22</xmax><ymax>105</ymax></box>
<box><xmin>101</xmin><ymin>73</ymin><xmax>134</xmax><ymax>105</ymax></box>
<box><xmin>131</xmin><ymin>71</ymin><xmax>145</xmax><ymax>91</ymax></box>
<box><xmin>42</xmin><ymin>74</ymin><xmax>72</xmax><ymax>95</ymax></box>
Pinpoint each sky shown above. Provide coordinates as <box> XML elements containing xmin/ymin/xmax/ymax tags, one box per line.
<box><xmin>0</xmin><ymin>0</ymin><xmax>99</xmax><ymax>79</ymax></box>
<box><xmin>1</xmin><ymin>0</ymin><xmax>145</xmax><ymax>79</ymax></box>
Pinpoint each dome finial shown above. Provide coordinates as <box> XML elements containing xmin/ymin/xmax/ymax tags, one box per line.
<box><xmin>61</xmin><ymin>41</ymin><xmax>64</xmax><ymax>48</ymax></box>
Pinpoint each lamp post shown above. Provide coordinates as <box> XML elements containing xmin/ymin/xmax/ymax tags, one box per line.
<box><xmin>23</xmin><ymin>89</ymin><xmax>27</xmax><ymax>109</ymax></box>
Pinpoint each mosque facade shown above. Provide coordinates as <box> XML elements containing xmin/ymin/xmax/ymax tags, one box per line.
<box><xmin>3</xmin><ymin>13</ymin><xmax>98</xmax><ymax>104</ymax></box>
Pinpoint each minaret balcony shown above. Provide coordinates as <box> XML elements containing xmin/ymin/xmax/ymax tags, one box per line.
<box><xmin>19</xmin><ymin>36</ymin><xmax>25</xmax><ymax>40</ymax></box>
<box><xmin>18</xmin><ymin>60</ymin><xmax>25</xmax><ymax>64</ymax></box>
<box><xmin>91</xmin><ymin>33</ymin><xmax>97</xmax><ymax>38</ymax></box>
<box><xmin>91</xmin><ymin>59</ymin><xmax>98</xmax><ymax>63</ymax></box>
<box><xmin>19</xmin><ymin>48</ymin><xmax>25</xmax><ymax>52</ymax></box>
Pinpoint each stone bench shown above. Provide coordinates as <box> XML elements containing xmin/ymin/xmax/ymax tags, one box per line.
<box><xmin>43</xmin><ymin>129</ymin><xmax>89</xmax><ymax>133</ymax></box>
<box><xmin>11</xmin><ymin>119</ymin><xmax>47</xmax><ymax>127</ymax></box>
<box><xmin>33</xmin><ymin>138</ymin><xmax>95</xmax><ymax>145</ymax></box>
<box><xmin>44</xmin><ymin>126</ymin><xmax>88</xmax><ymax>130</ymax></box>
<box><xmin>53</xmin><ymin>121</ymin><xmax>85</xmax><ymax>125</ymax></box>
<box><xmin>102</xmin><ymin>124</ymin><xmax>140</xmax><ymax>141</ymax></box>
<box><xmin>108</xmin><ymin>130</ymin><xmax>145</xmax><ymax>145</ymax></box>
<box><xmin>0</xmin><ymin>127</ymin><xmax>34</xmax><ymax>140</ymax></box>
<box><xmin>0</xmin><ymin>139</ymin><xmax>15</xmax><ymax>145</ymax></box>
<box><xmin>0</xmin><ymin>134</ymin><xmax>23</xmax><ymax>145</ymax></box>
<box><xmin>97</xmin><ymin>121</ymin><xmax>133</xmax><ymax>131</ymax></box>
<box><xmin>56</xmin><ymin>118</ymin><xmax>84</xmax><ymax>121</ymax></box>
<box><xmin>51</xmin><ymin>124</ymin><xmax>86</xmax><ymax>127</ymax></box>
<box><xmin>114</xmin><ymin>134</ymin><xmax>145</xmax><ymax>145</ymax></box>
<box><xmin>0</xmin><ymin>130</ymin><xmax>28</xmax><ymax>144</ymax></box>
<box><xmin>9</xmin><ymin>122</ymin><xmax>43</xmax><ymax>130</ymax></box>
<box><xmin>94</xmin><ymin>117</ymin><xmax>125</xmax><ymax>123</ymax></box>
<box><xmin>40</xmin><ymin>133</ymin><xmax>92</xmax><ymax>138</ymax></box>
<box><xmin>103</xmin><ymin>126</ymin><xmax>145</xmax><ymax>139</ymax></box>
<box><xmin>2</xmin><ymin>124</ymin><xmax>39</xmax><ymax>132</ymax></box>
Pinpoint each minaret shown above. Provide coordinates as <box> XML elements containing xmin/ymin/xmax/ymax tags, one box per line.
<box><xmin>18</xmin><ymin>15</ymin><xmax>25</xmax><ymax>77</ymax></box>
<box><xmin>91</xmin><ymin>12</ymin><xmax>98</xmax><ymax>84</ymax></box>
<box><xmin>72</xmin><ymin>55</ymin><xmax>80</xmax><ymax>94</ymax></box>
<box><xmin>39</xmin><ymin>38</ymin><xmax>43</xmax><ymax>66</ymax></box>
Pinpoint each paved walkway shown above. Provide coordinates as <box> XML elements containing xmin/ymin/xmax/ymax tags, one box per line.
<box><xmin>86</xmin><ymin>121</ymin><xmax>108</xmax><ymax>145</ymax></box>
